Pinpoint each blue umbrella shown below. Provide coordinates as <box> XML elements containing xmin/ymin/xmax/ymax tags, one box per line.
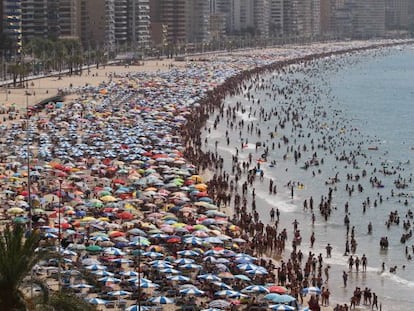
<box><xmin>87</xmin><ymin>298</ymin><xmax>108</xmax><ymax>305</ymax></box>
<box><xmin>212</xmin><ymin>281</ymin><xmax>233</xmax><ymax>290</ymax></box>
<box><xmin>265</xmin><ymin>294</ymin><xmax>296</xmax><ymax>303</ymax></box>
<box><xmin>85</xmin><ymin>264</ymin><xmax>107</xmax><ymax>271</ymax></box>
<box><xmin>167</xmin><ymin>275</ymin><xmax>190</xmax><ymax>282</ymax></box>
<box><xmin>177</xmin><ymin>250</ymin><xmax>200</xmax><ymax>256</ymax></box>
<box><xmin>149</xmin><ymin>296</ymin><xmax>174</xmax><ymax>304</ymax></box>
<box><xmin>241</xmin><ymin>285</ymin><xmax>269</xmax><ymax>294</ymax></box>
<box><xmin>143</xmin><ymin>251</ymin><xmax>164</xmax><ymax>258</ymax></box>
<box><xmin>234</xmin><ymin>274</ymin><xmax>251</xmax><ymax>281</ymax></box>
<box><xmin>160</xmin><ymin>267</ymin><xmax>181</xmax><ymax>274</ymax></box>
<box><xmin>139</xmin><ymin>281</ymin><xmax>159</xmax><ymax>288</ymax></box>
<box><xmin>198</xmin><ymin>274</ymin><xmax>222</xmax><ymax>282</ymax></box>
<box><xmin>119</xmin><ymin>270</ymin><xmax>140</xmax><ymax>277</ymax></box>
<box><xmin>245</xmin><ymin>268</ymin><xmax>268</xmax><ymax>275</ymax></box>
<box><xmin>70</xmin><ymin>283</ymin><xmax>93</xmax><ymax>289</ymax></box>
<box><xmin>237</xmin><ymin>263</ymin><xmax>260</xmax><ymax>270</ymax></box>
<box><xmin>215</xmin><ymin>290</ymin><xmax>247</xmax><ymax>298</ymax></box>
<box><xmin>126</xmin><ymin>306</ymin><xmax>151</xmax><ymax>311</ymax></box>
<box><xmin>179</xmin><ymin>287</ymin><xmax>205</xmax><ymax>296</ymax></box>
<box><xmin>301</xmin><ymin>286</ymin><xmax>321</xmax><ymax>295</ymax></box>
<box><xmin>269</xmin><ymin>305</ymin><xmax>296</xmax><ymax>311</ymax></box>
<box><xmin>98</xmin><ymin>276</ymin><xmax>121</xmax><ymax>283</ymax></box>
<box><xmin>174</xmin><ymin>258</ymin><xmax>195</xmax><ymax>265</ymax></box>
<box><xmin>107</xmin><ymin>290</ymin><xmax>132</xmax><ymax>297</ymax></box>
<box><xmin>179</xmin><ymin>263</ymin><xmax>202</xmax><ymax>270</ymax></box>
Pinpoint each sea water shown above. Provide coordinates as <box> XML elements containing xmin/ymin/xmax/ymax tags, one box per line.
<box><xmin>202</xmin><ymin>45</ymin><xmax>414</xmax><ymax>310</ymax></box>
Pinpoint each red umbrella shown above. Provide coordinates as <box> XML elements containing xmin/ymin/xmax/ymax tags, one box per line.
<box><xmin>117</xmin><ymin>211</ymin><xmax>133</xmax><ymax>220</ymax></box>
<box><xmin>267</xmin><ymin>285</ymin><xmax>288</xmax><ymax>294</ymax></box>
<box><xmin>167</xmin><ymin>237</ymin><xmax>181</xmax><ymax>243</ymax></box>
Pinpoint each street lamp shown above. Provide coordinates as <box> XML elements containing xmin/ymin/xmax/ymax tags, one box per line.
<box><xmin>136</xmin><ymin>235</ymin><xmax>141</xmax><ymax>310</ymax></box>
<box><xmin>26</xmin><ymin>91</ymin><xmax>32</xmax><ymax>231</ymax></box>
<box><xmin>58</xmin><ymin>178</ymin><xmax>63</xmax><ymax>292</ymax></box>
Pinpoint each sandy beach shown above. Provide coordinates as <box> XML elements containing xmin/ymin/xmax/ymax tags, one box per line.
<box><xmin>1</xmin><ymin>40</ymin><xmax>411</xmax><ymax>310</ymax></box>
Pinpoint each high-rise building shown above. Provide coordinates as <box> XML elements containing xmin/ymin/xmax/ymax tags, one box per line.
<box><xmin>58</xmin><ymin>0</ymin><xmax>81</xmax><ymax>39</ymax></box>
<box><xmin>21</xmin><ymin>0</ymin><xmax>48</xmax><ymax>42</ymax></box>
<box><xmin>128</xmin><ymin>0</ymin><xmax>151</xmax><ymax>49</ymax></box>
<box><xmin>385</xmin><ymin>0</ymin><xmax>409</xmax><ymax>30</ymax></box>
<box><xmin>269</xmin><ymin>0</ymin><xmax>284</xmax><ymax>36</ymax></box>
<box><xmin>209</xmin><ymin>0</ymin><xmax>228</xmax><ymax>40</ymax></box>
<box><xmin>115</xmin><ymin>0</ymin><xmax>128</xmax><ymax>46</ymax></box>
<box><xmin>351</xmin><ymin>0</ymin><xmax>385</xmax><ymax>38</ymax></box>
<box><xmin>254</xmin><ymin>0</ymin><xmax>270</xmax><ymax>38</ymax></box>
<box><xmin>320</xmin><ymin>0</ymin><xmax>333</xmax><ymax>36</ymax></box>
<box><xmin>186</xmin><ymin>0</ymin><xmax>210</xmax><ymax>43</ymax></box>
<box><xmin>80</xmin><ymin>0</ymin><xmax>115</xmax><ymax>51</ymax></box>
<box><xmin>2</xmin><ymin>0</ymin><xmax>22</xmax><ymax>54</ymax></box>
<box><xmin>152</xmin><ymin>0</ymin><xmax>186</xmax><ymax>46</ymax></box>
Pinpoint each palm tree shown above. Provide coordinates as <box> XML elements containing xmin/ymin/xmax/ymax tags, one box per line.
<box><xmin>0</xmin><ymin>225</ymin><xmax>43</xmax><ymax>310</ymax></box>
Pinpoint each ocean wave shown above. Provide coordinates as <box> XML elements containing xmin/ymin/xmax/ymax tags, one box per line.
<box><xmin>379</xmin><ymin>271</ymin><xmax>414</xmax><ymax>288</ymax></box>
<box><xmin>256</xmin><ymin>191</ymin><xmax>298</xmax><ymax>213</ymax></box>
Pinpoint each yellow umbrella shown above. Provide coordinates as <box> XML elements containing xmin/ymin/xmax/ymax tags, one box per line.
<box><xmin>100</xmin><ymin>195</ymin><xmax>118</xmax><ymax>202</ymax></box>
<box><xmin>7</xmin><ymin>207</ymin><xmax>25</xmax><ymax>214</ymax></box>
<box><xmin>190</xmin><ymin>175</ymin><xmax>203</xmax><ymax>183</ymax></box>
<box><xmin>80</xmin><ymin>216</ymin><xmax>96</xmax><ymax>222</ymax></box>
<box><xmin>194</xmin><ymin>183</ymin><xmax>208</xmax><ymax>191</ymax></box>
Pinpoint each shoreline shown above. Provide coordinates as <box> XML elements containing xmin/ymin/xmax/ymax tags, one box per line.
<box><xmin>180</xmin><ymin>40</ymin><xmax>414</xmax><ymax>311</ymax></box>
<box><xmin>0</xmin><ymin>39</ymin><xmax>412</xmax><ymax>310</ymax></box>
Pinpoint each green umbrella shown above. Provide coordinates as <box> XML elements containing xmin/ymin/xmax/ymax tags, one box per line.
<box><xmin>13</xmin><ymin>216</ymin><xmax>28</xmax><ymax>223</ymax></box>
<box><xmin>86</xmin><ymin>245</ymin><xmax>103</xmax><ymax>252</ymax></box>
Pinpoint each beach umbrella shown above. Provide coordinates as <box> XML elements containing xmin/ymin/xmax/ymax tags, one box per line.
<box><xmin>237</xmin><ymin>263</ymin><xmax>259</xmax><ymax>270</ymax></box>
<box><xmin>85</xmin><ymin>245</ymin><xmax>102</xmax><ymax>252</ymax></box>
<box><xmin>151</xmin><ymin>260</ymin><xmax>173</xmax><ymax>269</ymax></box>
<box><xmin>179</xmin><ymin>263</ymin><xmax>202</xmax><ymax>270</ymax></box>
<box><xmin>269</xmin><ymin>305</ymin><xmax>295</xmax><ymax>311</ymax></box>
<box><xmin>143</xmin><ymin>251</ymin><xmax>164</xmax><ymax>259</ymax></box>
<box><xmin>139</xmin><ymin>281</ymin><xmax>159</xmax><ymax>288</ymax></box>
<box><xmin>177</xmin><ymin>250</ymin><xmax>199</xmax><ymax>256</ymax></box>
<box><xmin>110</xmin><ymin>258</ymin><xmax>133</xmax><ymax>264</ymax></box>
<box><xmin>92</xmin><ymin>270</ymin><xmax>114</xmax><ymax>277</ymax></box>
<box><xmin>43</xmin><ymin>232</ymin><xmax>58</xmax><ymax>239</ymax></box>
<box><xmin>301</xmin><ymin>286</ymin><xmax>321</xmax><ymax>296</ymax></box>
<box><xmin>149</xmin><ymin>296</ymin><xmax>174</xmax><ymax>304</ymax></box>
<box><xmin>85</xmin><ymin>264</ymin><xmax>107</xmax><ymax>271</ymax></box>
<box><xmin>241</xmin><ymin>285</ymin><xmax>269</xmax><ymax>294</ymax></box>
<box><xmin>160</xmin><ymin>267</ymin><xmax>181</xmax><ymax>274</ymax></box>
<box><xmin>264</xmin><ymin>294</ymin><xmax>296</xmax><ymax>304</ymax></box>
<box><xmin>90</xmin><ymin>235</ymin><xmax>110</xmax><ymax>242</ymax></box>
<box><xmin>179</xmin><ymin>287</ymin><xmax>205</xmax><ymax>296</ymax></box>
<box><xmin>197</xmin><ymin>274</ymin><xmax>221</xmax><ymax>282</ymax></box>
<box><xmin>208</xmin><ymin>299</ymin><xmax>231</xmax><ymax>309</ymax></box>
<box><xmin>87</xmin><ymin>298</ymin><xmax>108</xmax><ymax>305</ymax></box>
<box><xmin>245</xmin><ymin>268</ymin><xmax>268</xmax><ymax>275</ymax></box>
<box><xmin>167</xmin><ymin>275</ymin><xmax>190</xmax><ymax>282</ymax></box>
<box><xmin>174</xmin><ymin>258</ymin><xmax>194</xmax><ymax>265</ymax></box>
<box><xmin>70</xmin><ymin>283</ymin><xmax>93</xmax><ymax>289</ymax></box>
<box><xmin>268</xmin><ymin>285</ymin><xmax>288</xmax><ymax>294</ymax></box>
<box><xmin>98</xmin><ymin>276</ymin><xmax>121</xmax><ymax>283</ymax></box>
<box><xmin>212</xmin><ymin>281</ymin><xmax>233</xmax><ymax>290</ymax></box>
<box><xmin>125</xmin><ymin>306</ymin><xmax>151</xmax><ymax>311</ymax></box>
<box><xmin>119</xmin><ymin>271</ymin><xmax>140</xmax><ymax>277</ymax></box>
<box><xmin>107</xmin><ymin>290</ymin><xmax>132</xmax><ymax>297</ymax></box>
<box><xmin>104</xmin><ymin>247</ymin><xmax>126</xmax><ymax>256</ymax></box>
<box><xmin>215</xmin><ymin>290</ymin><xmax>246</xmax><ymax>298</ymax></box>
<box><xmin>7</xmin><ymin>207</ymin><xmax>25</xmax><ymax>214</ymax></box>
